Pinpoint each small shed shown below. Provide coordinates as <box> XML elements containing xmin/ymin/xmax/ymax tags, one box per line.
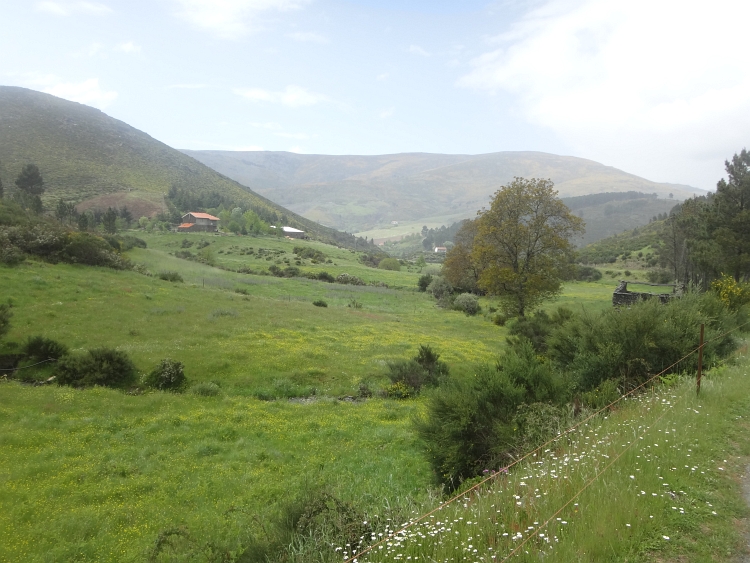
<box><xmin>282</xmin><ymin>226</ymin><xmax>305</xmax><ymax>239</ymax></box>
<box><xmin>177</xmin><ymin>212</ymin><xmax>220</xmax><ymax>233</ymax></box>
<box><xmin>434</xmin><ymin>246</ymin><xmax>447</xmax><ymax>253</ymax></box>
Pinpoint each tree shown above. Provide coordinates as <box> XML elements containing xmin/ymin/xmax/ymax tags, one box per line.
<box><xmin>102</xmin><ymin>207</ymin><xmax>118</xmax><ymax>234</ymax></box>
<box><xmin>710</xmin><ymin>149</ymin><xmax>750</xmax><ymax>282</ymax></box>
<box><xmin>442</xmin><ymin>219</ymin><xmax>481</xmax><ymax>293</ymax></box>
<box><xmin>0</xmin><ymin>302</ymin><xmax>12</xmax><ymax>341</ymax></box>
<box><xmin>14</xmin><ymin>164</ymin><xmax>45</xmax><ymax>213</ymax></box>
<box><xmin>471</xmin><ymin>178</ymin><xmax>584</xmax><ymax>317</ymax></box>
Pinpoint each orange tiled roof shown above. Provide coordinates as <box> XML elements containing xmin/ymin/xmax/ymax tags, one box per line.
<box><xmin>185</xmin><ymin>212</ymin><xmax>220</xmax><ymax>220</ymax></box>
<box><xmin>178</xmin><ymin>223</ymin><xmax>195</xmax><ymax>228</ymax></box>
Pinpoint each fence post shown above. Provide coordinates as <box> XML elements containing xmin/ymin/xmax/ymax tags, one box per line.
<box><xmin>697</xmin><ymin>323</ymin><xmax>705</xmax><ymax>395</ymax></box>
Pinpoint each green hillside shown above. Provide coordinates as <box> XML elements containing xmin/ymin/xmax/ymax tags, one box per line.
<box><xmin>182</xmin><ymin>149</ymin><xmax>704</xmax><ymax>233</ymax></box>
<box><xmin>0</xmin><ymin>86</ymin><xmax>355</xmax><ymax>246</ymax></box>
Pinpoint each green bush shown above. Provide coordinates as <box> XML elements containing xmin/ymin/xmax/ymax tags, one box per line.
<box><xmin>506</xmin><ymin>308</ymin><xmax>573</xmax><ymax>354</ymax></box>
<box><xmin>386</xmin><ymin>345</ymin><xmax>448</xmax><ymax>393</ymax></box>
<box><xmin>417</xmin><ymin>273</ymin><xmax>433</xmax><ymax>292</ymax></box>
<box><xmin>574</xmin><ymin>265</ymin><xmax>602</xmax><ymax>281</ymax></box>
<box><xmin>22</xmin><ymin>336</ymin><xmax>68</xmax><ymax>362</ymax></box>
<box><xmin>646</xmin><ymin>268</ymin><xmax>673</xmax><ymax>284</ymax></box>
<box><xmin>158</xmin><ymin>271</ymin><xmax>184</xmax><ymax>282</ymax></box>
<box><xmin>416</xmin><ymin>340</ymin><xmax>566</xmax><ymax>489</ymax></box>
<box><xmin>142</xmin><ymin>358</ymin><xmax>186</xmax><ymax>391</ymax></box>
<box><xmin>426</xmin><ymin>276</ymin><xmax>452</xmax><ymax>300</ymax></box>
<box><xmin>56</xmin><ymin>348</ymin><xmax>137</xmax><ymax>388</ymax></box>
<box><xmin>336</xmin><ymin>273</ymin><xmax>365</xmax><ymax>286</ymax></box>
<box><xmin>0</xmin><ymin>302</ymin><xmax>12</xmax><ymax>341</ymax></box>
<box><xmin>385</xmin><ymin>381</ymin><xmax>413</xmax><ymax>399</ymax></box>
<box><xmin>548</xmin><ymin>292</ymin><xmax>738</xmax><ymax>392</ymax></box>
<box><xmin>377</xmin><ymin>257</ymin><xmax>401</xmax><ymax>271</ymax></box>
<box><xmin>312</xmin><ymin>299</ymin><xmax>328</xmax><ymax>307</ymax></box>
<box><xmin>316</xmin><ymin>271</ymin><xmax>335</xmax><ymax>283</ymax></box>
<box><xmin>453</xmin><ymin>293</ymin><xmax>481</xmax><ymax>315</ymax></box>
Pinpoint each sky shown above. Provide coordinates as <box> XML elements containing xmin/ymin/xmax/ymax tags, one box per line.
<box><xmin>2</xmin><ymin>0</ymin><xmax>749</xmax><ymax>190</ymax></box>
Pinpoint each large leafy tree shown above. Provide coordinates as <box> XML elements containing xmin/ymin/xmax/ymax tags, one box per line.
<box><xmin>442</xmin><ymin>218</ymin><xmax>481</xmax><ymax>293</ymax></box>
<box><xmin>470</xmin><ymin>177</ymin><xmax>584</xmax><ymax>317</ymax></box>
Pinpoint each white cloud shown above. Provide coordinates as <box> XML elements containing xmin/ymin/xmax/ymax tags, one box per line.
<box><xmin>43</xmin><ymin>78</ymin><xmax>117</xmax><ymax>109</ymax></box>
<box><xmin>408</xmin><ymin>45</ymin><xmax>430</xmax><ymax>57</ymax></box>
<box><xmin>234</xmin><ymin>85</ymin><xmax>329</xmax><ymax>107</ymax></box>
<box><xmin>286</xmin><ymin>31</ymin><xmax>329</xmax><ymax>44</ymax></box>
<box><xmin>459</xmin><ymin>0</ymin><xmax>750</xmax><ymax>188</ymax></box>
<box><xmin>173</xmin><ymin>0</ymin><xmax>310</xmax><ymax>39</ymax></box>
<box><xmin>35</xmin><ymin>1</ymin><xmax>111</xmax><ymax>15</ymax></box>
<box><xmin>376</xmin><ymin>73</ymin><xmax>389</xmax><ymax>81</ymax></box>
<box><xmin>116</xmin><ymin>41</ymin><xmax>141</xmax><ymax>53</ymax></box>
<box><xmin>379</xmin><ymin>108</ymin><xmax>394</xmax><ymax>119</ymax></box>
<box><xmin>87</xmin><ymin>42</ymin><xmax>104</xmax><ymax>57</ymax></box>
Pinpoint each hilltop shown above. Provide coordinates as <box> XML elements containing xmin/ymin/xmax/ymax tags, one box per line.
<box><xmin>181</xmin><ymin>149</ymin><xmax>704</xmax><ymax>233</ymax></box>
<box><xmin>0</xmin><ymin>86</ymin><xmax>353</xmax><ymax>245</ymax></box>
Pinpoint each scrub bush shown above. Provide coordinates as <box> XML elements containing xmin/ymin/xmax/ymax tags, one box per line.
<box><xmin>22</xmin><ymin>336</ymin><xmax>68</xmax><ymax>361</ymax></box>
<box><xmin>453</xmin><ymin>293</ymin><xmax>480</xmax><ymax>315</ymax></box>
<box><xmin>142</xmin><ymin>358</ymin><xmax>186</xmax><ymax>391</ymax></box>
<box><xmin>56</xmin><ymin>348</ymin><xmax>137</xmax><ymax>389</ymax></box>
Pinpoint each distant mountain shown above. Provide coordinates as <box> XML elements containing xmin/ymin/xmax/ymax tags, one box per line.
<box><xmin>181</xmin><ymin>150</ymin><xmax>705</xmax><ymax>233</ymax></box>
<box><xmin>0</xmin><ymin>86</ymin><xmax>349</xmax><ymax>244</ymax></box>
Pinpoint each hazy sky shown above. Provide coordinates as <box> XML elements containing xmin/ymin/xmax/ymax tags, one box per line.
<box><xmin>3</xmin><ymin>0</ymin><xmax>749</xmax><ymax>190</ymax></box>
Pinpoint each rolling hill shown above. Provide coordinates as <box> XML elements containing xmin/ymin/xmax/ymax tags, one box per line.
<box><xmin>181</xmin><ymin>149</ymin><xmax>705</xmax><ymax>233</ymax></box>
<box><xmin>0</xmin><ymin>86</ymin><xmax>353</xmax><ymax>245</ymax></box>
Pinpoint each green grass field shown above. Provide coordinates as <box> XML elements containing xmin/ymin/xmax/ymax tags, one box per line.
<box><xmin>2</xmin><ymin>232</ymin><xmax>738</xmax><ymax>562</ymax></box>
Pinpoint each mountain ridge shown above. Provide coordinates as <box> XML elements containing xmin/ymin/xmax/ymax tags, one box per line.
<box><xmin>181</xmin><ymin>149</ymin><xmax>704</xmax><ymax>233</ymax></box>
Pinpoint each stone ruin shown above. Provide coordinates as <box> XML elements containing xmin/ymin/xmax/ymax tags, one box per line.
<box><xmin>612</xmin><ymin>280</ymin><xmax>682</xmax><ymax>307</ymax></box>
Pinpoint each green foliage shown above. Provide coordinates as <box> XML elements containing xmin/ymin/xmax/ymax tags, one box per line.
<box><xmin>573</xmin><ymin>265</ymin><xmax>602</xmax><ymax>281</ymax></box>
<box><xmin>580</xmin><ymin>378</ymin><xmax>621</xmax><ymax>410</ymax></box>
<box><xmin>293</xmin><ymin>245</ymin><xmax>326</xmax><ymax>262</ymax></box>
<box><xmin>142</xmin><ymin>358</ymin><xmax>187</xmax><ymax>391</ymax></box>
<box><xmin>385</xmin><ymin>380</ymin><xmax>413</xmax><ymax>399</ymax></box>
<box><xmin>417</xmin><ymin>273</ymin><xmax>433</xmax><ymax>292</ymax></box>
<box><xmin>56</xmin><ymin>348</ymin><xmax>137</xmax><ymax>388</ymax></box>
<box><xmin>15</xmin><ymin>163</ymin><xmax>45</xmax><ymax>196</ymax></box>
<box><xmin>548</xmin><ymin>292</ymin><xmax>738</xmax><ymax>392</ymax></box>
<box><xmin>377</xmin><ymin>257</ymin><xmax>401</xmax><ymax>271</ymax></box>
<box><xmin>158</xmin><ymin>271</ymin><xmax>184</xmax><ymax>282</ymax></box>
<box><xmin>336</xmin><ymin>273</ymin><xmax>366</xmax><ymax>285</ymax></box>
<box><xmin>646</xmin><ymin>268</ymin><xmax>673</xmax><ymax>284</ymax></box>
<box><xmin>312</xmin><ymin>299</ymin><xmax>328</xmax><ymax>307</ymax></box>
<box><xmin>315</xmin><ymin>271</ymin><xmax>335</xmax><ymax>283</ymax></box>
<box><xmin>506</xmin><ymin>307</ymin><xmax>572</xmax><ymax>354</ymax></box>
<box><xmin>22</xmin><ymin>336</ymin><xmax>68</xmax><ymax>361</ymax></box>
<box><xmin>0</xmin><ymin>301</ymin><xmax>12</xmax><ymax>341</ymax></box>
<box><xmin>426</xmin><ymin>276</ymin><xmax>452</xmax><ymax>300</ymax></box>
<box><xmin>452</xmin><ymin>293</ymin><xmax>480</xmax><ymax>315</ymax></box>
<box><xmin>387</xmin><ymin>345</ymin><xmax>448</xmax><ymax>394</ymax></box>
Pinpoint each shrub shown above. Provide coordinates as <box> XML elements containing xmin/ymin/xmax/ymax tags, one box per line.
<box><xmin>377</xmin><ymin>257</ymin><xmax>401</xmax><ymax>271</ymax></box>
<box><xmin>316</xmin><ymin>271</ymin><xmax>335</xmax><ymax>283</ymax></box>
<box><xmin>712</xmin><ymin>273</ymin><xmax>750</xmax><ymax>311</ymax></box>
<box><xmin>453</xmin><ymin>293</ymin><xmax>480</xmax><ymax>315</ymax></box>
<box><xmin>120</xmin><ymin>235</ymin><xmax>147</xmax><ymax>250</ymax></box>
<box><xmin>548</xmin><ymin>292</ymin><xmax>738</xmax><ymax>393</ymax></box>
<box><xmin>347</xmin><ymin>298</ymin><xmax>362</xmax><ymax>309</ymax></box>
<box><xmin>417</xmin><ymin>273</ymin><xmax>433</xmax><ymax>292</ymax></box>
<box><xmin>336</xmin><ymin>273</ymin><xmax>366</xmax><ymax>286</ymax></box>
<box><xmin>312</xmin><ymin>299</ymin><xmax>328</xmax><ymax>307</ymax></box>
<box><xmin>426</xmin><ymin>276</ymin><xmax>452</xmax><ymax>300</ymax></box>
<box><xmin>574</xmin><ymin>265</ymin><xmax>602</xmax><ymax>282</ymax></box>
<box><xmin>269</xmin><ymin>265</ymin><xmax>301</xmax><ymax>278</ymax></box>
<box><xmin>416</xmin><ymin>341</ymin><xmax>566</xmax><ymax>489</ymax></box>
<box><xmin>142</xmin><ymin>358</ymin><xmax>186</xmax><ymax>391</ymax></box>
<box><xmin>158</xmin><ymin>271</ymin><xmax>184</xmax><ymax>282</ymax></box>
<box><xmin>385</xmin><ymin>381</ymin><xmax>413</xmax><ymax>399</ymax></box>
<box><xmin>22</xmin><ymin>336</ymin><xmax>68</xmax><ymax>361</ymax></box>
<box><xmin>0</xmin><ymin>302</ymin><xmax>12</xmax><ymax>341</ymax></box>
<box><xmin>387</xmin><ymin>345</ymin><xmax>448</xmax><ymax>393</ymax></box>
<box><xmin>56</xmin><ymin>348</ymin><xmax>137</xmax><ymax>388</ymax></box>
<box><xmin>506</xmin><ymin>307</ymin><xmax>572</xmax><ymax>354</ymax></box>
<box><xmin>191</xmin><ymin>382</ymin><xmax>221</xmax><ymax>396</ymax></box>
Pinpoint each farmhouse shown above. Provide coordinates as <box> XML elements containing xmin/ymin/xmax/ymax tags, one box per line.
<box><xmin>434</xmin><ymin>246</ymin><xmax>447</xmax><ymax>253</ymax></box>
<box><xmin>177</xmin><ymin>212</ymin><xmax>220</xmax><ymax>233</ymax></box>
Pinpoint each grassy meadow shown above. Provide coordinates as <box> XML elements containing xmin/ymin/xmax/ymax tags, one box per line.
<box><xmin>3</xmin><ymin>230</ymin><xmax>733</xmax><ymax>563</ymax></box>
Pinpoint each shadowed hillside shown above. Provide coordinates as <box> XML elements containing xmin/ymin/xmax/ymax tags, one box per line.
<box><xmin>0</xmin><ymin>86</ymin><xmax>354</xmax><ymax>245</ymax></box>
<box><xmin>182</xmin><ymin>149</ymin><xmax>704</xmax><ymax>233</ymax></box>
